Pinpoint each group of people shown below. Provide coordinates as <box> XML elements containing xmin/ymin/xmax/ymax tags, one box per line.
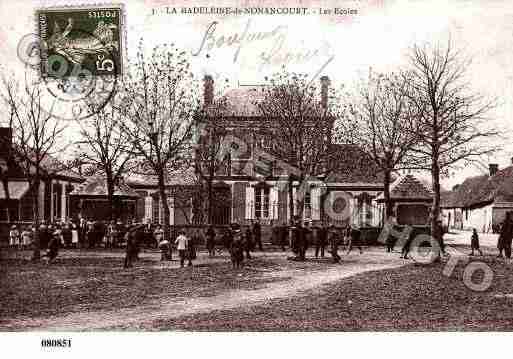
<box><xmin>8</xmin><ymin>224</ymin><xmax>33</xmax><ymax>250</ymax></box>
<box><xmin>6</xmin><ymin>218</ymin><xmax>150</xmax><ymax>251</ymax></box>
<box><xmin>286</xmin><ymin>220</ymin><xmax>365</xmax><ymax>263</ymax></box>
<box><xmin>125</xmin><ymin>219</ymin><xmax>368</xmax><ymax>269</ymax></box>
<box><xmin>15</xmin><ymin>213</ymin><xmax>513</xmax><ymax>267</ymax></box>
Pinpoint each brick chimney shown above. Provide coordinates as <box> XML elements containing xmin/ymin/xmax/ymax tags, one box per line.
<box><xmin>320</xmin><ymin>75</ymin><xmax>330</xmax><ymax>109</ymax></box>
<box><xmin>489</xmin><ymin>163</ymin><xmax>498</xmax><ymax>176</ymax></box>
<box><xmin>203</xmin><ymin>75</ymin><xmax>214</xmax><ymax>107</ymax></box>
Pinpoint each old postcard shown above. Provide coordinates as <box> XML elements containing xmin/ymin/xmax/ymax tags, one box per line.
<box><xmin>0</xmin><ymin>0</ymin><xmax>512</xmax><ymax>357</ymax></box>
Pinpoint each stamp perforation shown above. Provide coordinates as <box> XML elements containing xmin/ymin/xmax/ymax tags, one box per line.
<box><xmin>35</xmin><ymin>2</ymin><xmax>127</xmax><ymax>79</ymax></box>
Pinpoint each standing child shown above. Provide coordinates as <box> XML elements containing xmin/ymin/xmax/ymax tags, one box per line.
<box><xmin>175</xmin><ymin>231</ymin><xmax>189</xmax><ymax>268</ymax></box>
<box><xmin>21</xmin><ymin>226</ymin><xmax>32</xmax><ymax>250</ymax></box>
<box><xmin>470</xmin><ymin>228</ymin><xmax>483</xmax><ymax>256</ymax></box>
<box><xmin>9</xmin><ymin>225</ymin><xmax>20</xmax><ymax>250</ymax></box>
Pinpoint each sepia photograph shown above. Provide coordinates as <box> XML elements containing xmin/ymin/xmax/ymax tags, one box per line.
<box><xmin>0</xmin><ymin>0</ymin><xmax>512</xmax><ymax>356</ymax></box>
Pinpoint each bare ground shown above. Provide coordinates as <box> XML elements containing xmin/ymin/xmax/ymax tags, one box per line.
<box><xmin>0</xmin><ymin>247</ymin><xmax>405</xmax><ymax>331</ymax></box>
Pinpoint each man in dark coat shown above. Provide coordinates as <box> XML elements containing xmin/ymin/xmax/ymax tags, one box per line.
<box><xmin>230</xmin><ymin>229</ymin><xmax>244</xmax><ymax>269</ymax></box>
<box><xmin>252</xmin><ymin>220</ymin><xmax>263</xmax><ymax>251</ymax></box>
<box><xmin>328</xmin><ymin>225</ymin><xmax>341</xmax><ymax>263</ymax></box>
<box><xmin>39</xmin><ymin>221</ymin><xmax>50</xmax><ymax>249</ymax></box>
<box><xmin>43</xmin><ymin>230</ymin><xmax>60</xmax><ymax>264</ymax></box>
<box><xmin>302</xmin><ymin>222</ymin><xmax>312</xmax><ymax>259</ymax></box>
<box><xmin>498</xmin><ymin>212</ymin><xmax>513</xmax><ymax>258</ymax></box>
<box><xmin>124</xmin><ymin>227</ymin><xmax>139</xmax><ymax>268</ymax></box>
<box><xmin>314</xmin><ymin>223</ymin><xmax>327</xmax><ymax>258</ymax></box>
<box><xmin>206</xmin><ymin>225</ymin><xmax>216</xmax><ymax>257</ymax></box>
<box><xmin>295</xmin><ymin>221</ymin><xmax>306</xmax><ymax>261</ymax></box>
<box><xmin>289</xmin><ymin>220</ymin><xmax>299</xmax><ymax>257</ymax></box>
<box><xmin>243</xmin><ymin>226</ymin><xmax>253</xmax><ymax>259</ymax></box>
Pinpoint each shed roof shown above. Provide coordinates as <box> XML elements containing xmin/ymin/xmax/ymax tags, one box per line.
<box><xmin>376</xmin><ymin>174</ymin><xmax>433</xmax><ymax>202</ymax></box>
<box><xmin>70</xmin><ymin>176</ymin><xmax>140</xmax><ymax>198</ymax></box>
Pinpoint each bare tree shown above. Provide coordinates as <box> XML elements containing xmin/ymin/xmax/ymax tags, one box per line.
<box><xmin>255</xmin><ymin>72</ymin><xmax>345</xmax><ymax>219</ymax></box>
<box><xmin>1</xmin><ymin>74</ymin><xmax>68</xmax><ymax>261</ymax></box>
<box><xmin>116</xmin><ymin>43</ymin><xmax>198</xmax><ymax>242</ymax></box>
<box><xmin>407</xmin><ymin>39</ymin><xmax>498</xmax><ymax>254</ymax></box>
<box><xmin>194</xmin><ymin>87</ymin><xmax>229</xmax><ymax>225</ymax></box>
<box><xmin>75</xmin><ymin>104</ymin><xmax>135</xmax><ymax>220</ymax></box>
<box><xmin>346</xmin><ymin>70</ymin><xmax>419</xmax><ymax>219</ymax></box>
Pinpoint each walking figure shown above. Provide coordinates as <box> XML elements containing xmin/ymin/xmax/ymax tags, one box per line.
<box><xmin>314</xmin><ymin>223</ymin><xmax>327</xmax><ymax>258</ymax></box>
<box><xmin>252</xmin><ymin>219</ymin><xmax>263</xmax><ymax>251</ymax></box>
<box><xmin>43</xmin><ymin>230</ymin><xmax>60</xmax><ymax>264</ymax></box>
<box><xmin>230</xmin><ymin>229</ymin><xmax>244</xmax><ymax>268</ymax></box>
<box><xmin>124</xmin><ymin>228</ymin><xmax>138</xmax><ymax>268</ymax></box>
<box><xmin>206</xmin><ymin>225</ymin><xmax>216</xmax><ymax>257</ymax></box>
<box><xmin>346</xmin><ymin>225</ymin><xmax>363</xmax><ymax>255</ymax></box>
<box><xmin>244</xmin><ymin>225</ymin><xmax>253</xmax><ymax>260</ymax></box>
<box><xmin>470</xmin><ymin>228</ymin><xmax>483</xmax><ymax>256</ymax></box>
<box><xmin>175</xmin><ymin>230</ymin><xmax>191</xmax><ymax>267</ymax></box>
<box><xmin>328</xmin><ymin>225</ymin><xmax>341</xmax><ymax>263</ymax></box>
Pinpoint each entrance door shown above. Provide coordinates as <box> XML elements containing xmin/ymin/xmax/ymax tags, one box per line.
<box><xmin>212</xmin><ymin>186</ymin><xmax>231</xmax><ymax>225</ymax></box>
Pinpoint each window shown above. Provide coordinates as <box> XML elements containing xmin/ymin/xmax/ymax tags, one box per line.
<box><xmin>255</xmin><ymin>187</ymin><xmax>270</xmax><ymax>219</ymax></box>
<box><xmin>152</xmin><ymin>196</ymin><xmax>160</xmax><ymax>224</ymax></box>
<box><xmin>357</xmin><ymin>194</ymin><xmax>373</xmax><ymax>227</ymax></box>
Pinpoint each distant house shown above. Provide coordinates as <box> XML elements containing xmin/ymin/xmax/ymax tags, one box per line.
<box><xmin>69</xmin><ymin>176</ymin><xmax>141</xmax><ymax>222</ymax></box>
<box><xmin>0</xmin><ymin>127</ymin><xmax>83</xmax><ymax>224</ymax></box>
<box><xmin>441</xmin><ymin>163</ymin><xmax>513</xmax><ymax>233</ymax></box>
<box><xmin>125</xmin><ymin>167</ymin><xmax>198</xmax><ymax>225</ymax></box>
<box><xmin>194</xmin><ymin>76</ymin><xmax>385</xmax><ymax>228</ymax></box>
<box><xmin>1</xmin><ymin>74</ymin><xmax>391</xmax><ymax>230</ymax></box>
<box><xmin>375</xmin><ymin>174</ymin><xmax>433</xmax><ymax>226</ymax></box>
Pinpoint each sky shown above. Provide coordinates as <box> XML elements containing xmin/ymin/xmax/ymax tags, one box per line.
<box><xmin>0</xmin><ymin>0</ymin><xmax>512</xmax><ymax>189</ymax></box>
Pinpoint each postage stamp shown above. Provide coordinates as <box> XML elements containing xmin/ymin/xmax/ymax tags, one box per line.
<box><xmin>37</xmin><ymin>6</ymin><xmax>123</xmax><ymax>78</ymax></box>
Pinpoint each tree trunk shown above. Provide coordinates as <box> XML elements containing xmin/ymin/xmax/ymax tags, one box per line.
<box><xmin>106</xmin><ymin>170</ymin><xmax>115</xmax><ymax>221</ymax></box>
<box><xmin>383</xmin><ymin>169</ymin><xmax>393</xmax><ymax>220</ymax></box>
<box><xmin>1</xmin><ymin>176</ymin><xmax>10</xmax><ymax>222</ymax></box>
<box><xmin>431</xmin><ymin>154</ymin><xmax>442</xmax><ymax>261</ymax></box>
<box><xmin>157</xmin><ymin>169</ymin><xmax>171</xmax><ymax>242</ymax></box>
<box><xmin>31</xmin><ymin>176</ymin><xmax>41</xmax><ymax>261</ymax></box>
<box><xmin>207</xmin><ymin>177</ymin><xmax>213</xmax><ymax>225</ymax></box>
<box><xmin>288</xmin><ymin>175</ymin><xmax>294</xmax><ymax>223</ymax></box>
<box><xmin>296</xmin><ymin>174</ymin><xmax>305</xmax><ymax>221</ymax></box>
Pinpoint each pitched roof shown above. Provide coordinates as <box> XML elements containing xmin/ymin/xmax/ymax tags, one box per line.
<box><xmin>126</xmin><ymin>167</ymin><xmax>197</xmax><ymax>187</ymax></box>
<box><xmin>378</xmin><ymin>174</ymin><xmax>433</xmax><ymax>200</ymax></box>
<box><xmin>10</xmin><ymin>143</ymin><xmax>83</xmax><ymax>181</ymax></box>
<box><xmin>376</xmin><ymin>174</ymin><xmax>433</xmax><ymax>201</ymax></box>
<box><xmin>325</xmin><ymin>144</ymin><xmax>384</xmax><ymax>185</ymax></box>
<box><xmin>205</xmin><ymin>87</ymin><xmax>263</xmax><ymax>117</ymax></box>
<box><xmin>441</xmin><ymin>165</ymin><xmax>513</xmax><ymax>208</ymax></box>
<box><xmin>70</xmin><ymin>176</ymin><xmax>140</xmax><ymax>198</ymax></box>
<box><xmin>0</xmin><ymin>181</ymin><xmax>30</xmax><ymax>199</ymax></box>
<box><xmin>440</xmin><ymin>190</ymin><xmax>459</xmax><ymax>208</ymax></box>
<box><xmin>206</xmin><ymin>86</ymin><xmax>325</xmax><ymax>118</ymax></box>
